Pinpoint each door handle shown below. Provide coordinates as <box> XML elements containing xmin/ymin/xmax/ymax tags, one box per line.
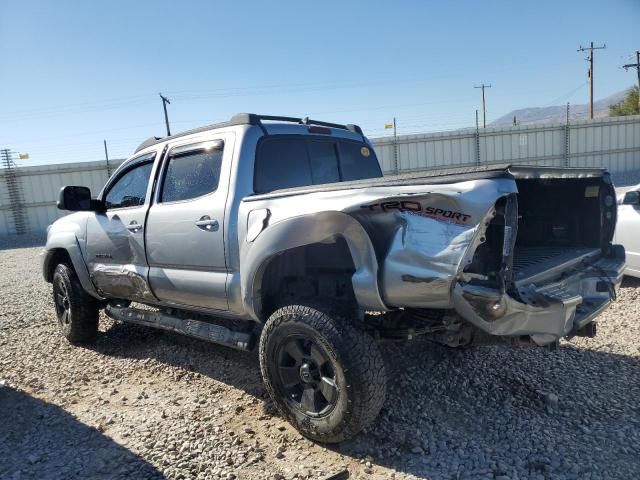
<box><xmin>126</xmin><ymin>221</ymin><xmax>143</xmax><ymax>232</ymax></box>
<box><xmin>195</xmin><ymin>215</ymin><xmax>219</xmax><ymax>231</ymax></box>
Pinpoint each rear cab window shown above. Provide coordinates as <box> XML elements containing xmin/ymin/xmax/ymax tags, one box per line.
<box><xmin>254</xmin><ymin>135</ymin><xmax>381</xmax><ymax>194</ymax></box>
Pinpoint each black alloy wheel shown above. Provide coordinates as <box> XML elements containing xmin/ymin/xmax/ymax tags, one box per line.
<box><xmin>53</xmin><ymin>275</ymin><xmax>71</xmax><ymax>327</ymax></box>
<box><xmin>276</xmin><ymin>335</ymin><xmax>338</xmax><ymax>416</ymax></box>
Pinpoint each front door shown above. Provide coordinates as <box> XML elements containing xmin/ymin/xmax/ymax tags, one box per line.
<box><xmin>85</xmin><ymin>152</ymin><xmax>157</xmax><ymax>301</ymax></box>
<box><xmin>145</xmin><ymin>135</ymin><xmax>232</xmax><ymax>311</ymax></box>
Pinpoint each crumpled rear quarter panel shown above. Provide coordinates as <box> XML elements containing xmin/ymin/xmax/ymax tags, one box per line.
<box><xmin>242</xmin><ymin>177</ymin><xmax>517</xmax><ymax>310</ymax></box>
<box><xmin>349</xmin><ymin>178</ymin><xmax>517</xmax><ymax>308</ymax></box>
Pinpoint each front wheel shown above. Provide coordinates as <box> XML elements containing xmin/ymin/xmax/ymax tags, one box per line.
<box><xmin>259</xmin><ymin>303</ymin><xmax>386</xmax><ymax>443</ymax></box>
<box><xmin>52</xmin><ymin>263</ymin><xmax>99</xmax><ymax>344</ymax></box>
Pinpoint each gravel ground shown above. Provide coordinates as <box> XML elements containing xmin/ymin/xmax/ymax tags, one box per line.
<box><xmin>1</xmin><ymin>244</ymin><xmax>639</xmax><ymax>480</ymax></box>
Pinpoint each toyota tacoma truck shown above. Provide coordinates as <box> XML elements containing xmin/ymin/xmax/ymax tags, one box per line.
<box><xmin>43</xmin><ymin>113</ymin><xmax>624</xmax><ymax>442</ymax></box>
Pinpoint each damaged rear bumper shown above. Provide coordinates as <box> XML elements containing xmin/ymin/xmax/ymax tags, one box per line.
<box><xmin>452</xmin><ymin>247</ymin><xmax>625</xmax><ymax>346</ymax></box>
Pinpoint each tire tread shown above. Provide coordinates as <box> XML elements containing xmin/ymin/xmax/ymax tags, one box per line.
<box><xmin>53</xmin><ymin>263</ymin><xmax>99</xmax><ymax>344</ymax></box>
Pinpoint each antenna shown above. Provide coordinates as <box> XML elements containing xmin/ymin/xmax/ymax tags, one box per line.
<box><xmin>159</xmin><ymin>93</ymin><xmax>171</xmax><ymax>136</ymax></box>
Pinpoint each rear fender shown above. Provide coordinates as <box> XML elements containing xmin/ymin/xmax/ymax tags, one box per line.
<box><xmin>241</xmin><ymin>211</ymin><xmax>386</xmax><ymax>321</ymax></box>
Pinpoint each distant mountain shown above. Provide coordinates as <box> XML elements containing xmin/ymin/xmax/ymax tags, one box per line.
<box><xmin>491</xmin><ymin>89</ymin><xmax>629</xmax><ymax>126</ymax></box>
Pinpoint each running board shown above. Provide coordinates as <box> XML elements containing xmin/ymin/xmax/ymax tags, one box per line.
<box><xmin>105</xmin><ymin>305</ymin><xmax>255</xmax><ymax>351</ymax></box>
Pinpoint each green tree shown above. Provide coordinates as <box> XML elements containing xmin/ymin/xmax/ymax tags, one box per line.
<box><xmin>609</xmin><ymin>86</ymin><xmax>640</xmax><ymax>116</ymax></box>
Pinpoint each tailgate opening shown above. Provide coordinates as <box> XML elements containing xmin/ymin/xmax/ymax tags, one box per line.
<box><xmin>456</xmin><ymin>171</ymin><xmax>622</xmax><ymax>345</ymax></box>
<box><xmin>511</xmin><ymin>177</ymin><xmax>615</xmax><ymax>284</ymax></box>
<box><xmin>464</xmin><ymin>175</ymin><xmax>618</xmax><ymax>288</ymax></box>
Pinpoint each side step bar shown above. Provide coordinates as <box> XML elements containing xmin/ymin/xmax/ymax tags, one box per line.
<box><xmin>105</xmin><ymin>305</ymin><xmax>255</xmax><ymax>351</ymax></box>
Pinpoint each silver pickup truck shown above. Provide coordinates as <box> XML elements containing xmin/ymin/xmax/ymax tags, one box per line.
<box><xmin>43</xmin><ymin>113</ymin><xmax>624</xmax><ymax>442</ymax></box>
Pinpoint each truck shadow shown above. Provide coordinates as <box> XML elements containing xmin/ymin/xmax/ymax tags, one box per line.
<box><xmin>621</xmin><ymin>275</ymin><xmax>640</xmax><ymax>288</ymax></box>
<box><xmin>92</xmin><ymin>310</ymin><xmax>640</xmax><ymax>479</ymax></box>
<box><xmin>0</xmin><ymin>386</ymin><xmax>165</xmax><ymax>479</ymax></box>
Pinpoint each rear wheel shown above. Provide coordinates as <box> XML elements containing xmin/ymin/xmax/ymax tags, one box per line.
<box><xmin>259</xmin><ymin>303</ymin><xmax>386</xmax><ymax>443</ymax></box>
<box><xmin>52</xmin><ymin>264</ymin><xmax>99</xmax><ymax>344</ymax></box>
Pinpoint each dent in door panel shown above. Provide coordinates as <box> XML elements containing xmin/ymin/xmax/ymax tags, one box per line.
<box><xmin>90</xmin><ymin>263</ymin><xmax>155</xmax><ymax>301</ymax></box>
<box><xmin>86</xmin><ymin>212</ymin><xmax>152</xmax><ymax>300</ymax></box>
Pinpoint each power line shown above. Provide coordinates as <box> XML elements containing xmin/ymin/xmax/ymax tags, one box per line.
<box><xmin>0</xmin><ymin>58</ymin><xmax>582</xmax><ymax>124</ymax></box>
<box><xmin>0</xmin><ymin>93</ymin><xmax>156</xmax><ymax>120</ymax></box>
<box><xmin>577</xmin><ymin>42</ymin><xmax>606</xmax><ymax>119</ymax></box>
<box><xmin>4</xmin><ymin>103</ymin><xmax>479</xmax><ymax>145</ymax></box>
<box><xmin>547</xmin><ymin>81</ymin><xmax>588</xmax><ymax>106</ymax></box>
<box><xmin>474</xmin><ymin>83</ymin><xmax>492</xmax><ymax>128</ymax></box>
<box><xmin>0</xmin><ymin>97</ymin><xmax>159</xmax><ymax>124</ymax></box>
<box><xmin>364</xmin><ymin>120</ymin><xmax>477</xmax><ymax>135</ymax></box>
<box><xmin>356</xmin><ymin>112</ymin><xmax>477</xmax><ymax>129</ymax></box>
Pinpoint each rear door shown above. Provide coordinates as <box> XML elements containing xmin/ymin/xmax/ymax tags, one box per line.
<box><xmin>145</xmin><ymin>134</ymin><xmax>233</xmax><ymax>311</ymax></box>
<box><xmin>85</xmin><ymin>152</ymin><xmax>158</xmax><ymax>300</ymax></box>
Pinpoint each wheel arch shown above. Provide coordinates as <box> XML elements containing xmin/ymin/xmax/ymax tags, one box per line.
<box><xmin>240</xmin><ymin>211</ymin><xmax>388</xmax><ymax>321</ymax></box>
<box><xmin>43</xmin><ymin>248</ymin><xmax>72</xmax><ymax>282</ymax></box>
<box><xmin>43</xmin><ymin>232</ymin><xmax>102</xmax><ymax>300</ymax></box>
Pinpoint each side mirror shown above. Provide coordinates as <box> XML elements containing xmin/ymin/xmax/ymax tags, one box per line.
<box><xmin>623</xmin><ymin>191</ymin><xmax>640</xmax><ymax>206</ymax></box>
<box><xmin>57</xmin><ymin>186</ymin><xmax>104</xmax><ymax>212</ymax></box>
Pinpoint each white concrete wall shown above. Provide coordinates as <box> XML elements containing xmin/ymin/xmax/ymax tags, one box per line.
<box><xmin>371</xmin><ymin>115</ymin><xmax>640</xmax><ymax>174</ymax></box>
<box><xmin>0</xmin><ymin>159</ymin><xmax>123</xmax><ymax>235</ymax></box>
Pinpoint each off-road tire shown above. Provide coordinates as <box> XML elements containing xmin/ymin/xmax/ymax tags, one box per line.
<box><xmin>52</xmin><ymin>263</ymin><xmax>99</xmax><ymax>344</ymax></box>
<box><xmin>259</xmin><ymin>303</ymin><xmax>386</xmax><ymax>443</ymax></box>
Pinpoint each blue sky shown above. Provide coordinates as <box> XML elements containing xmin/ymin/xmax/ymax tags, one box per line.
<box><xmin>1</xmin><ymin>0</ymin><xmax>639</xmax><ymax>165</ymax></box>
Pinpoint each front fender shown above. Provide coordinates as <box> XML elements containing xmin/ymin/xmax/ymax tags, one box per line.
<box><xmin>42</xmin><ymin>229</ymin><xmax>102</xmax><ymax>300</ymax></box>
<box><xmin>240</xmin><ymin>211</ymin><xmax>387</xmax><ymax>321</ymax></box>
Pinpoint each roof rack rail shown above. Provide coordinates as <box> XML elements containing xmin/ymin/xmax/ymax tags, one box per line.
<box><xmin>134</xmin><ymin>113</ymin><xmax>363</xmax><ymax>153</ymax></box>
<box><xmin>230</xmin><ymin>113</ymin><xmax>363</xmax><ymax>135</ymax></box>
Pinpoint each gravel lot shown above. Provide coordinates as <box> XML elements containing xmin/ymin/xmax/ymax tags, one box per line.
<box><xmin>1</xmin><ymin>241</ymin><xmax>639</xmax><ymax>480</ymax></box>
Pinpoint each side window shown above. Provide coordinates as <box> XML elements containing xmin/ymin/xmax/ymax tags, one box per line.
<box><xmin>105</xmin><ymin>162</ymin><xmax>153</xmax><ymax>209</ymax></box>
<box><xmin>254</xmin><ymin>138</ymin><xmax>311</xmax><ymax>193</ymax></box>
<box><xmin>161</xmin><ymin>145</ymin><xmax>223</xmax><ymax>203</ymax></box>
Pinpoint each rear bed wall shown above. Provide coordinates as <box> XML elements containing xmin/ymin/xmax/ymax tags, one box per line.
<box><xmin>515</xmin><ymin>178</ymin><xmax>604</xmax><ymax>248</ymax></box>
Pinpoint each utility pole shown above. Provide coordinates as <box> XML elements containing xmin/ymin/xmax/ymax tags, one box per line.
<box><xmin>577</xmin><ymin>42</ymin><xmax>606</xmax><ymax>119</ymax></box>
<box><xmin>474</xmin><ymin>83</ymin><xmax>492</xmax><ymax>128</ymax></box>
<box><xmin>564</xmin><ymin>103</ymin><xmax>571</xmax><ymax>167</ymax></box>
<box><xmin>393</xmin><ymin>117</ymin><xmax>399</xmax><ymax>174</ymax></box>
<box><xmin>621</xmin><ymin>50</ymin><xmax>640</xmax><ymax>111</ymax></box>
<box><xmin>474</xmin><ymin>109</ymin><xmax>481</xmax><ymax>165</ymax></box>
<box><xmin>103</xmin><ymin>140</ymin><xmax>111</xmax><ymax>177</ymax></box>
<box><xmin>159</xmin><ymin>93</ymin><xmax>171</xmax><ymax>136</ymax></box>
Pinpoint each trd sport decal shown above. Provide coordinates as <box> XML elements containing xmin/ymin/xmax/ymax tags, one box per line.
<box><xmin>360</xmin><ymin>200</ymin><xmax>471</xmax><ymax>224</ymax></box>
